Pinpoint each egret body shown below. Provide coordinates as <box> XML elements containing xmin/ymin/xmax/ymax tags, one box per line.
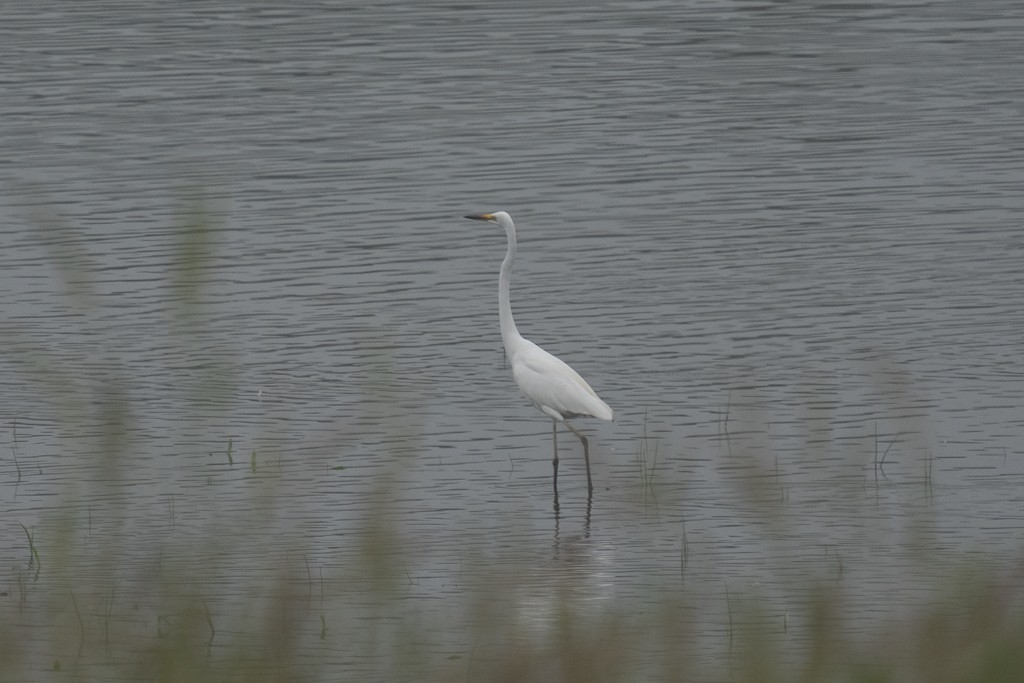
<box><xmin>464</xmin><ymin>211</ymin><xmax>613</xmax><ymax>497</ymax></box>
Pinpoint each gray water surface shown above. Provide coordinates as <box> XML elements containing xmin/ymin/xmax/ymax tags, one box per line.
<box><xmin>2</xmin><ymin>1</ymin><xmax>1024</xmax><ymax>677</ymax></box>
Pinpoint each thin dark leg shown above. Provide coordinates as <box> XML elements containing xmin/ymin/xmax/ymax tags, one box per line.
<box><xmin>565</xmin><ymin>421</ymin><xmax>593</xmax><ymax>496</ymax></box>
<box><xmin>584</xmin><ymin>495</ymin><xmax>592</xmax><ymax>536</ymax></box>
<box><xmin>552</xmin><ymin>419</ymin><xmax>560</xmax><ymax>510</ymax></box>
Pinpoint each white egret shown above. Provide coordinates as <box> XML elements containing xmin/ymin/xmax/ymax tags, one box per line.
<box><xmin>464</xmin><ymin>211</ymin><xmax>613</xmax><ymax>498</ymax></box>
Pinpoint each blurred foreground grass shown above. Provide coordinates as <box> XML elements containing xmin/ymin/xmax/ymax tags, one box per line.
<box><xmin>2</xmin><ymin>199</ymin><xmax>1023</xmax><ymax>682</ymax></box>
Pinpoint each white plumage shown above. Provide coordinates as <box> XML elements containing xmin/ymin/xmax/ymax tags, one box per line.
<box><xmin>464</xmin><ymin>211</ymin><xmax>613</xmax><ymax>498</ymax></box>
<box><xmin>511</xmin><ymin>338</ymin><xmax>613</xmax><ymax>422</ymax></box>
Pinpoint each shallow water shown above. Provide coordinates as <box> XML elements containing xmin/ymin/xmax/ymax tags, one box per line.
<box><xmin>2</xmin><ymin>0</ymin><xmax>1024</xmax><ymax>677</ymax></box>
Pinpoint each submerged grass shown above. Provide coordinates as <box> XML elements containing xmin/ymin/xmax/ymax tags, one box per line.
<box><xmin>635</xmin><ymin>409</ymin><xmax>660</xmax><ymax>503</ymax></box>
<box><xmin>1</xmin><ymin>195</ymin><xmax>1023</xmax><ymax>681</ymax></box>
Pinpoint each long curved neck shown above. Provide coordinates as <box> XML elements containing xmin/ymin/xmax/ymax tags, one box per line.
<box><xmin>498</xmin><ymin>218</ymin><xmax>523</xmax><ymax>357</ymax></box>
